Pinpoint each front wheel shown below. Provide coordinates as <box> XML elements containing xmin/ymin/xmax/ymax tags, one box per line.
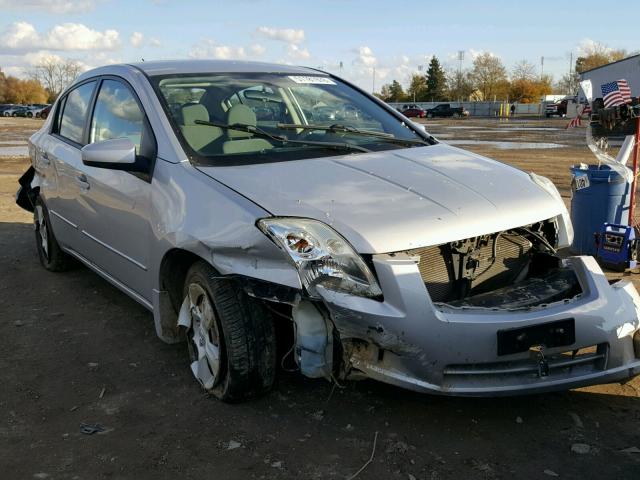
<box><xmin>181</xmin><ymin>261</ymin><xmax>276</xmax><ymax>402</ymax></box>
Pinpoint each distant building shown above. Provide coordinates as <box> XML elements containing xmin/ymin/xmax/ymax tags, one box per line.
<box><xmin>579</xmin><ymin>54</ymin><xmax>640</xmax><ymax>102</ymax></box>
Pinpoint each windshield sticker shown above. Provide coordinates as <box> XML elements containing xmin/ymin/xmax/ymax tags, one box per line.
<box><xmin>287</xmin><ymin>76</ymin><xmax>336</xmax><ymax>85</ymax></box>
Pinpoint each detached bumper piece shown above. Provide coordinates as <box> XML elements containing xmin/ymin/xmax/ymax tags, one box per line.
<box><xmin>15</xmin><ymin>166</ymin><xmax>36</xmax><ymax>213</ymax></box>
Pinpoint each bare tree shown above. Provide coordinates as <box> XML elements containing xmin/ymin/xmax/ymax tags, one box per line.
<box><xmin>31</xmin><ymin>58</ymin><xmax>83</xmax><ymax>102</ymax></box>
<box><xmin>511</xmin><ymin>60</ymin><xmax>537</xmax><ymax>81</ymax></box>
<box><xmin>469</xmin><ymin>53</ymin><xmax>509</xmax><ymax>101</ymax></box>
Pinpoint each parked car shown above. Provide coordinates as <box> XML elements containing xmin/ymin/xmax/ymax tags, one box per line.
<box><xmin>402</xmin><ymin>107</ymin><xmax>426</xmax><ymax>118</ymax></box>
<box><xmin>11</xmin><ymin>106</ymin><xmax>34</xmax><ymax>117</ymax></box>
<box><xmin>426</xmin><ymin>103</ymin><xmax>468</xmax><ymax>118</ymax></box>
<box><xmin>3</xmin><ymin>105</ymin><xmax>22</xmax><ymax>117</ymax></box>
<box><xmin>36</xmin><ymin>105</ymin><xmax>52</xmax><ymax>119</ymax></box>
<box><xmin>16</xmin><ymin>60</ymin><xmax>640</xmax><ymax>402</ymax></box>
<box><xmin>0</xmin><ymin>104</ymin><xmax>15</xmax><ymax>115</ymax></box>
<box><xmin>545</xmin><ymin>99</ymin><xmax>569</xmax><ymax>118</ymax></box>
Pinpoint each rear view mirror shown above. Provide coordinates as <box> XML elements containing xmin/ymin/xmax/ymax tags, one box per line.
<box><xmin>81</xmin><ymin>138</ymin><xmax>139</xmax><ymax>170</ymax></box>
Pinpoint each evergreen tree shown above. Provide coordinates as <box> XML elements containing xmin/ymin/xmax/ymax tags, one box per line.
<box><xmin>425</xmin><ymin>56</ymin><xmax>447</xmax><ymax>101</ymax></box>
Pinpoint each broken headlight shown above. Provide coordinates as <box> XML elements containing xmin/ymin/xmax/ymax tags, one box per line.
<box><xmin>258</xmin><ymin>218</ymin><xmax>382</xmax><ymax>299</ymax></box>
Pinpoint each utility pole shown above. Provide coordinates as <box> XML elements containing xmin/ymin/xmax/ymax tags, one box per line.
<box><xmin>568</xmin><ymin>52</ymin><xmax>573</xmax><ymax>94</ymax></box>
<box><xmin>457</xmin><ymin>51</ymin><xmax>465</xmax><ymax>102</ymax></box>
<box><xmin>540</xmin><ymin>56</ymin><xmax>545</xmax><ymax>79</ymax></box>
<box><xmin>372</xmin><ymin>67</ymin><xmax>376</xmax><ymax>94</ymax></box>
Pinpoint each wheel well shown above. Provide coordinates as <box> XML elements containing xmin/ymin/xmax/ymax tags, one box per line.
<box><xmin>159</xmin><ymin>249</ymin><xmax>204</xmax><ymax>313</ymax></box>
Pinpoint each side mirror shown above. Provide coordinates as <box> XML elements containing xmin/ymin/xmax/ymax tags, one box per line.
<box><xmin>81</xmin><ymin>138</ymin><xmax>138</xmax><ymax>170</ymax></box>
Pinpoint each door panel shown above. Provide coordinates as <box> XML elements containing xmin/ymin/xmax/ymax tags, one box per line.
<box><xmin>39</xmin><ymin>80</ymin><xmax>97</xmax><ymax>252</ymax></box>
<box><xmin>77</xmin><ymin>167</ymin><xmax>152</xmax><ymax>299</ymax></box>
<box><xmin>75</xmin><ymin>78</ymin><xmax>153</xmax><ymax>300</ymax></box>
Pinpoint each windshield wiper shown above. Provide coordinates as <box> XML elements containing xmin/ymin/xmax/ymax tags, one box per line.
<box><xmin>277</xmin><ymin>123</ymin><xmax>431</xmax><ymax>146</ymax></box>
<box><xmin>194</xmin><ymin>120</ymin><xmax>371</xmax><ymax>153</ymax></box>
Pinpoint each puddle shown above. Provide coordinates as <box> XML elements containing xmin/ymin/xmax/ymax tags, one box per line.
<box><xmin>444</xmin><ymin>140</ymin><xmax>566</xmax><ymax>150</ymax></box>
<box><xmin>0</xmin><ymin>146</ymin><xmax>29</xmax><ymax>156</ymax></box>
<box><xmin>495</xmin><ymin>127</ymin><xmax>561</xmax><ymax>132</ymax></box>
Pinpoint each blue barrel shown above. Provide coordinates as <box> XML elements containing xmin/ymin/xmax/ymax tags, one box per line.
<box><xmin>570</xmin><ymin>165</ymin><xmax>631</xmax><ymax>255</ymax></box>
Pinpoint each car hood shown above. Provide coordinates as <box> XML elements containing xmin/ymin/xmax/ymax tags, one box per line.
<box><xmin>196</xmin><ymin>144</ymin><xmax>564</xmax><ymax>254</ymax></box>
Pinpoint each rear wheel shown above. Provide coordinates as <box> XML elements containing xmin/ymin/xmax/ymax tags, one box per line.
<box><xmin>34</xmin><ymin>198</ymin><xmax>75</xmax><ymax>272</ymax></box>
<box><xmin>182</xmin><ymin>261</ymin><xmax>276</xmax><ymax>402</ymax></box>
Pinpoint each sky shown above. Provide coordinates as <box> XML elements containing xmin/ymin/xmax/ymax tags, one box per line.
<box><xmin>0</xmin><ymin>0</ymin><xmax>637</xmax><ymax>92</ymax></box>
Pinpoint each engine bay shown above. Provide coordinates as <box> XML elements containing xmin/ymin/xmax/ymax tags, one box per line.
<box><xmin>405</xmin><ymin>219</ymin><xmax>582</xmax><ymax>309</ymax></box>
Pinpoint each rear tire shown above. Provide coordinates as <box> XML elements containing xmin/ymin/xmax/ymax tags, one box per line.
<box><xmin>34</xmin><ymin>197</ymin><xmax>75</xmax><ymax>272</ymax></box>
<box><xmin>182</xmin><ymin>261</ymin><xmax>276</xmax><ymax>402</ymax></box>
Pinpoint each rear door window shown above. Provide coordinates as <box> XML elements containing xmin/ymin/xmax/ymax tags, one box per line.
<box><xmin>58</xmin><ymin>81</ymin><xmax>96</xmax><ymax>144</ymax></box>
<box><xmin>90</xmin><ymin>79</ymin><xmax>145</xmax><ymax>153</ymax></box>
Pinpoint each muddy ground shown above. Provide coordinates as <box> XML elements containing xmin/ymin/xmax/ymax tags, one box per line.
<box><xmin>1</xmin><ymin>116</ymin><xmax>639</xmax><ymax>480</ymax></box>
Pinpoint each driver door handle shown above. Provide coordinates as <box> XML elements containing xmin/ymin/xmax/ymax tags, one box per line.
<box><xmin>75</xmin><ymin>174</ymin><xmax>90</xmax><ymax>190</ymax></box>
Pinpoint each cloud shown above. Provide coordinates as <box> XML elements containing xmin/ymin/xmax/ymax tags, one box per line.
<box><xmin>0</xmin><ymin>0</ymin><xmax>97</xmax><ymax>14</ymax></box>
<box><xmin>130</xmin><ymin>32</ymin><xmax>144</xmax><ymax>48</ymax></box>
<box><xmin>353</xmin><ymin>46</ymin><xmax>377</xmax><ymax>67</ymax></box>
<box><xmin>189</xmin><ymin>40</ymin><xmax>246</xmax><ymax>60</ymax></box>
<box><xmin>286</xmin><ymin>43</ymin><xmax>310</xmax><ymax>60</ymax></box>
<box><xmin>256</xmin><ymin>26</ymin><xmax>305</xmax><ymax>44</ymax></box>
<box><xmin>0</xmin><ymin>21</ymin><xmax>120</xmax><ymax>53</ymax></box>
<box><xmin>149</xmin><ymin>37</ymin><xmax>162</xmax><ymax>48</ymax></box>
<box><xmin>249</xmin><ymin>44</ymin><xmax>266</xmax><ymax>56</ymax></box>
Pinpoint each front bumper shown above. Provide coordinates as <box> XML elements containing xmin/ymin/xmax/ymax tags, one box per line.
<box><xmin>318</xmin><ymin>255</ymin><xmax>640</xmax><ymax>396</ymax></box>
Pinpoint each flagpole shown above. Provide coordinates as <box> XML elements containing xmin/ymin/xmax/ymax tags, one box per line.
<box><xmin>629</xmin><ymin>116</ymin><xmax>640</xmax><ymax>227</ymax></box>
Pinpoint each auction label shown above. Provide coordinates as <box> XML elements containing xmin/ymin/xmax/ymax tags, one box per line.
<box><xmin>288</xmin><ymin>76</ymin><xmax>336</xmax><ymax>85</ymax></box>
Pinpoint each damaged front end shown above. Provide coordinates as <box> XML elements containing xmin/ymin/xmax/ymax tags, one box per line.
<box><xmin>406</xmin><ymin>219</ymin><xmax>581</xmax><ymax>311</ymax></box>
<box><xmin>263</xmin><ymin>216</ymin><xmax>640</xmax><ymax>396</ymax></box>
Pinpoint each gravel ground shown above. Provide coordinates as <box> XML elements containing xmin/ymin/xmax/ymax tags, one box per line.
<box><xmin>1</xmin><ymin>116</ymin><xmax>640</xmax><ymax>480</ymax></box>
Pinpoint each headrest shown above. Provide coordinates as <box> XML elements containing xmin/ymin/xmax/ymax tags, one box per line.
<box><xmin>226</xmin><ymin>104</ymin><xmax>256</xmax><ymax>139</ymax></box>
<box><xmin>181</xmin><ymin>104</ymin><xmax>209</xmax><ymax>125</ymax></box>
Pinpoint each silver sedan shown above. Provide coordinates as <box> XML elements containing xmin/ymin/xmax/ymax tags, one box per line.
<box><xmin>16</xmin><ymin>60</ymin><xmax>640</xmax><ymax>401</ymax></box>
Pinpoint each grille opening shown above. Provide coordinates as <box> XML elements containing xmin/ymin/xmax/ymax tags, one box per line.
<box><xmin>444</xmin><ymin>343</ymin><xmax>609</xmax><ymax>379</ymax></box>
<box><xmin>404</xmin><ymin>220</ymin><xmax>582</xmax><ymax>310</ymax></box>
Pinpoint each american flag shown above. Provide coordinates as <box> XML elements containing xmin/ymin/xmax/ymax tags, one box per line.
<box><xmin>566</xmin><ymin>104</ymin><xmax>592</xmax><ymax>129</ymax></box>
<box><xmin>601</xmin><ymin>79</ymin><xmax>632</xmax><ymax>108</ymax></box>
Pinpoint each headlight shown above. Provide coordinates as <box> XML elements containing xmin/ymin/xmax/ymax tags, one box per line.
<box><xmin>529</xmin><ymin>172</ymin><xmax>574</xmax><ymax>248</ymax></box>
<box><xmin>258</xmin><ymin>218</ymin><xmax>382</xmax><ymax>299</ymax></box>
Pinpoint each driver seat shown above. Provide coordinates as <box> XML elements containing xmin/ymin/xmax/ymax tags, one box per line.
<box><xmin>222</xmin><ymin>104</ymin><xmax>273</xmax><ymax>154</ymax></box>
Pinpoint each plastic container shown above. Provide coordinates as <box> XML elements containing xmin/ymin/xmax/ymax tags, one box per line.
<box><xmin>570</xmin><ymin>165</ymin><xmax>631</xmax><ymax>255</ymax></box>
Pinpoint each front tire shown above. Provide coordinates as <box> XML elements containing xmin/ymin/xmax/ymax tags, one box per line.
<box><xmin>182</xmin><ymin>261</ymin><xmax>276</xmax><ymax>402</ymax></box>
<box><xmin>34</xmin><ymin>198</ymin><xmax>75</xmax><ymax>272</ymax></box>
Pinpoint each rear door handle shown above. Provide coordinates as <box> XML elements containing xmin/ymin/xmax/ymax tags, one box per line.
<box><xmin>75</xmin><ymin>174</ymin><xmax>90</xmax><ymax>190</ymax></box>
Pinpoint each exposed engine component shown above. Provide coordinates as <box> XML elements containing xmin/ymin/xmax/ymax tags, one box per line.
<box><xmin>404</xmin><ymin>220</ymin><xmax>581</xmax><ymax>309</ymax></box>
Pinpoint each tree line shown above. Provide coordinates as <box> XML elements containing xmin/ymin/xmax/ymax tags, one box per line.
<box><xmin>377</xmin><ymin>43</ymin><xmax>634</xmax><ymax>104</ymax></box>
<box><xmin>0</xmin><ymin>58</ymin><xmax>83</xmax><ymax>104</ymax></box>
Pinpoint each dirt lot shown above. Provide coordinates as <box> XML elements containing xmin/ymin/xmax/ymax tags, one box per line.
<box><xmin>1</xmin><ymin>116</ymin><xmax>640</xmax><ymax>480</ymax></box>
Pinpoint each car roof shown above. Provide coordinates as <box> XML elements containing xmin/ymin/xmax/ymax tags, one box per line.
<box><xmin>78</xmin><ymin>59</ymin><xmax>321</xmax><ymax>80</ymax></box>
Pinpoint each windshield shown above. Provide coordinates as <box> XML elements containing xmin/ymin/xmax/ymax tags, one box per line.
<box><xmin>151</xmin><ymin>72</ymin><xmax>431</xmax><ymax>165</ymax></box>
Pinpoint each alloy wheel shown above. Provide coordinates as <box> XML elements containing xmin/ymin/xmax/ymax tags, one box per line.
<box><xmin>185</xmin><ymin>283</ymin><xmax>221</xmax><ymax>389</ymax></box>
<box><xmin>35</xmin><ymin>205</ymin><xmax>49</xmax><ymax>260</ymax></box>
